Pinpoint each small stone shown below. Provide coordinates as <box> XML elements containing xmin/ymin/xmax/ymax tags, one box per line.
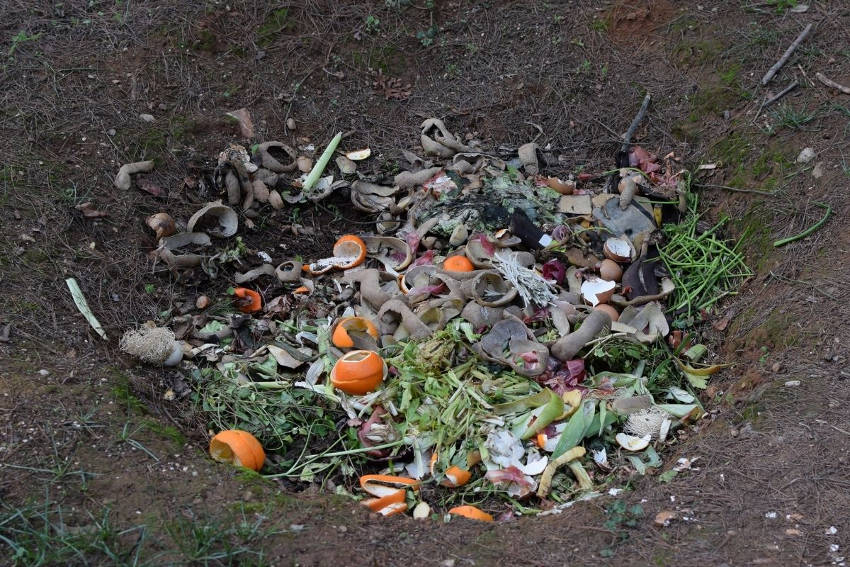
<box><xmin>196</xmin><ymin>295</ymin><xmax>210</xmax><ymax>309</ymax></box>
<box><xmin>38</xmin><ymin>369</ymin><xmax>49</xmax><ymax>376</ymax></box>
<box><xmin>139</xmin><ymin>113</ymin><xmax>155</xmax><ymax>123</ymax></box>
<box><xmin>796</xmin><ymin>147</ymin><xmax>816</xmax><ymax>164</ymax></box>
<box><xmin>785</xmin><ymin>528</ymin><xmax>801</xmax><ymax>536</ymax></box>
<box><xmin>784</xmin><ymin>380</ymin><xmax>801</xmax><ymax>387</ymax></box>
<box><xmin>771</xmin><ymin>362</ymin><xmax>782</xmax><ymax>372</ymax></box>
<box><xmin>286</xmin><ymin>117</ymin><xmax>296</xmax><ymax>131</ymax></box>
<box><xmin>812</xmin><ymin>162</ymin><xmax>824</xmax><ymax>179</ymax></box>
<box><xmin>107</xmin><ymin>128</ymin><xmax>116</xmax><ymax>136</ymax></box>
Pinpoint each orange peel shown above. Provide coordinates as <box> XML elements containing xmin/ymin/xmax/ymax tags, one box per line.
<box><xmin>441</xmin><ymin>466</ymin><xmax>472</xmax><ymax>488</ymax></box>
<box><xmin>430</xmin><ymin>452</ymin><xmax>476</xmax><ymax>487</ymax></box>
<box><xmin>330</xmin><ymin>350</ymin><xmax>386</xmax><ymax>395</ymax></box>
<box><xmin>209</xmin><ymin>430</ymin><xmax>265</xmax><ymax>471</ymax></box>
<box><xmin>448</xmin><ymin>505</ymin><xmax>494</xmax><ymax>522</ymax></box>
<box><xmin>233</xmin><ymin>288</ymin><xmax>262</xmax><ymax>313</ymax></box>
<box><xmin>331</xmin><ymin>317</ymin><xmax>379</xmax><ymax>349</ymax></box>
<box><xmin>332</xmin><ymin>235</ymin><xmax>367</xmax><ymax>269</ymax></box>
<box><xmin>359</xmin><ymin>474</ymin><xmax>419</xmax><ymax>516</ymax></box>
<box><xmin>305</xmin><ymin>234</ymin><xmax>367</xmax><ymax>275</ymax></box>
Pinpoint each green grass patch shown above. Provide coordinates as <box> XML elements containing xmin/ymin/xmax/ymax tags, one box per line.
<box><xmin>0</xmin><ymin>498</ymin><xmax>148</xmax><ymax>566</ymax></box>
<box><xmin>257</xmin><ymin>8</ymin><xmax>291</xmax><ymax>47</ymax></box>
<box><xmin>111</xmin><ymin>370</ymin><xmax>147</xmax><ymax>416</ymax></box>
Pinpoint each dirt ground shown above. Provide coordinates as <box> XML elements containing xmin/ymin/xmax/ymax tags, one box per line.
<box><xmin>2</xmin><ymin>1</ymin><xmax>850</xmax><ymax>565</ymax></box>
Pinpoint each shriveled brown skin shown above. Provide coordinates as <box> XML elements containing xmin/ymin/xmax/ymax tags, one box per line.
<box><xmin>550</xmin><ymin>309</ymin><xmax>612</xmax><ymax>361</ymax></box>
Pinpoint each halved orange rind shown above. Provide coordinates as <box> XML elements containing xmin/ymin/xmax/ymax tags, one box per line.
<box><xmin>360</xmin><ymin>474</ymin><xmax>419</xmax><ymax>516</ymax></box>
<box><xmin>209</xmin><ymin>430</ymin><xmax>265</xmax><ymax>471</ymax></box>
<box><xmin>304</xmin><ymin>234</ymin><xmax>367</xmax><ymax>275</ymax></box>
<box><xmin>331</xmin><ymin>317</ymin><xmax>379</xmax><ymax>349</ymax></box>
<box><xmin>448</xmin><ymin>505</ymin><xmax>493</xmax><ymax>522</ymax></box>
<box><xmin>330</xmin><ymin>350</ymin><xmax>387</xmax><ymax>395</ymax></box>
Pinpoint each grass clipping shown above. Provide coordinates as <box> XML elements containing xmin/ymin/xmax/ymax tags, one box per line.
<box><xmin>659</xmin><ymin>194</ymin><xmax>752</xmax><ymax>320</ymax></box>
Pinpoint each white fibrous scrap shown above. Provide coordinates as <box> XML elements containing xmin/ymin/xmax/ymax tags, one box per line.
<box><xmin>493</xmin><ymin>250</ymin><xmax>556</xmax><ymax>306</ymax></box>
<box><xmin>120</xmin><ymin>327</ymin><xmax>178</xmax><ymax>364</ymax></box>
<box><xmin>625</xmin><ymin>407</ymin><xmax>669</xmax><ymax>439</ymax></box>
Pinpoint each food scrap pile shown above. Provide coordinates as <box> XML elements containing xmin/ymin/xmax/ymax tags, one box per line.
<box><xmin>118</xmin><ymin>117</ymin><xmax>750</xmax><ymax>521</ymax></box>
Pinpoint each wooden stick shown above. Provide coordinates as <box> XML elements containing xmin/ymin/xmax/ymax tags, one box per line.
<box><xmin>764</xmin><ymin>80</ymin><xmax>799</xmax><ymax>107</ymax></box>
<box><xmin>816</xmin><ymin>72</ymin><xmax>850</xmax><ymax>95</ymax></box>
<box><xmin>604</xmin><ymin>93</ymin><xmax>651</xmax><ymax>193</ymax></box>
<box><xmin>620</xmin><ymin>93</ymin><xmax>652</xmax><ymax>155</ymax></box>
<box><xmin>752</xmin><ymin>80</ymin><xmax>799</xmax><ymax>122</ymax></box>
<box><xmin>761</xmin><ymin>23</ymin><xmax>813</xmax><ymax>85</ymax></box>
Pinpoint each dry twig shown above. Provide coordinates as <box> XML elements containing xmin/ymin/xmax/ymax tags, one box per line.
<box><xmin>816</xmin><ymin>72</ymin><xmax>850</xmax><ymax>95</ymax></box>
<box><xmin>761</xmin><ymin>23</ymin><xmax>813</xmax><ymax>85</ymax></box>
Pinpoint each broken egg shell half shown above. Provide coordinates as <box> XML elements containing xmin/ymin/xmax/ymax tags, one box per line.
<box><xmin>615</xmin><ymin>432</ymin><xmax>651</xmax><ymax>452</ymax></box>
<box><xmin>335</xmin><ymin>155</ymin><xmax>357</xmax><ymax>174</ymax></box>
<box><xmin>345</xmin><ymin>148</ymin><xmax>371</xmax><ymax>161</ymax></box>
<box><xmin>658</xmin><ymin>418</ymin><xmax>671</xmax><ymax>443</ymax></box>
<box><xmin>603</xmin><ymin>237</ymin><xmax>633</xmax><ymax>263</ymax></box>
<box><xmin>580</xmin><ymin>277</ymin><xmax>616</xmax><ymax>306</ymax></box>
<box><xmin>146</xmin><ymin>212</ymin><xmax>177</xmax><ymax>240</ymax></box>
<box><xmin>268</xmin><ymin>190</ymin><xmax>284</xmax><ymax>210</ymax></box>
<box><xmin>598</xmin><ymin>259</ymin><xmax>623</xmax><ymax>282</ymax></box>
<box><xmin>296</xmin><ymin>156</ymin><xmax>314</xmax><ymax>173</ymax></box>
<box><xmin>593</xmin><ymin>303</ymin><xmax>619</xmax><ymax>322</ymax></box>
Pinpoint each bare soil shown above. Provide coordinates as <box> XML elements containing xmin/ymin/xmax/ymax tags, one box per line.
<box><xmin>2</xmin><ymin>1</ymin><xmax>849</xmax><ymax>565</ymax></box>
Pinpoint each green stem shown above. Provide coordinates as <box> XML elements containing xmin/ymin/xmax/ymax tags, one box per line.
<box><xmin>303</xmin><ymin>131</ymin><xmax>342</xmax><ymax>191</ymax></box>
<box><xmin>773</xmin><ymin>202</ymin><xmax>832</xmax><ymax>247</ymax></box>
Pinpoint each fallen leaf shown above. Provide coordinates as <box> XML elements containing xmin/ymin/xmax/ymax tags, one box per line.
<box><xmin>137</xmin><ymin>177</ymin><xmax>163</xmax><ymax>196</ymax></box>
<box><xmin>712</xmin><ymin>316</ymin><xmax>730</xmax><ymax>331</ymax></box>
<box><xmin>785</xmin><ymin>528</ymin><xmax>801</xmax><ymax>536</ymax></box>
<box><xmin>75</xmin><ymin>202</ymin><xmax>107</xmax><ymax>218</ymax></box>
<box><xmin>654</xmin><ymin>510</ymin><xmax>676</xmax><ymax>526</ymax></box>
